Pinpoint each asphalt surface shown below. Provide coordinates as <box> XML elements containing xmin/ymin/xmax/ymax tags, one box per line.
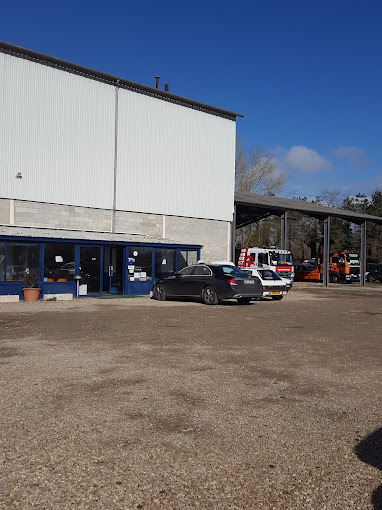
<box><xmin>1</xmin><ymin>283</ymin><xmax>382</xmax><ymax>509</ymax></box>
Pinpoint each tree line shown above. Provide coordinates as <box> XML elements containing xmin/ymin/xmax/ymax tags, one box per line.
<box><xmin>235</xmin><ymin>139</ymin><xmax>382</xmax><ymax>262</ymax></box>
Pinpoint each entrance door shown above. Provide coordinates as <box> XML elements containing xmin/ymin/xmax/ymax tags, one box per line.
<box><xmin>79</xmin><ymin>246</ymin><xmax>102</xmax><ymax>295</ymax></box>
<box><xmin>104</xmin><ymin>246</ymin><xmax>123</xmax><ymax>294</ymax></box>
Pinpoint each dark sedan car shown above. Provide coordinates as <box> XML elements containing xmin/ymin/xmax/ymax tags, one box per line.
<box><xmin>152</xmin><ymin>263</ymin><xmax>263</xmax><ymax>305</ymax></box>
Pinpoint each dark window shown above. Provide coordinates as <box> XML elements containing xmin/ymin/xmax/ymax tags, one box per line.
<box><xmin>6</xmin><ymin>243</ymin><xmax>39</xmax><ymax>281</ymax></box>
<box><xmin>155</xmin><ymin>249</ymin><xmax>175</xmax><ymax>279</ymax></box>
<box><xmin>178</xmin><ymin>266</ymin><xmax>195</xmax><ymax>276</ymax></box>
<box><xmin>258</xmin><ymin>253</ymin><xmax>268</xmax><ymax>265</ymax></box>
<box><xmin>129</xmin><ymin>247</ymin><xmax>153</xmax><ymax>281</ymax></box>
<box><xmin>44</xmin><ymin>243</ymin><xmax>75</xmax><ymax>282</ymax></box>
<box><xmin>194</xmin><ymin>265</ymin><xmax>212</xmax><ymax>276</ymax></box>
<box><xmin>212</xmin><ymin>265</ymin><xmax>247</xmax><ymax>277</ymax></box>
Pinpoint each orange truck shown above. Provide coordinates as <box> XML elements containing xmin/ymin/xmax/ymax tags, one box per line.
<box><xmin>327</xmin><ymin>251</ymin><xmax>360</xmax><ymax>283</ymax></box>
<box><xmin>294</xmin><ymin>251</ymin><xmax>360</xmax><ymax>283</ymax></box>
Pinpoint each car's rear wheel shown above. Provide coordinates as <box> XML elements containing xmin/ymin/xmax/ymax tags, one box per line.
<box><xmin>153</xmin><ymin>283</ymin><xmax>166</xmax><ymax>301</ymax></box>
<box><xmin>237</xmin><ymin>297</ymin><xmax>251</xmax><ymax>305</ymax></box>
<box><xmin>202</xmin><ymin>286</ymin><xmax>218</xmax><ymax>305</ymax></box>
<box><xmin>271</xmin><ymin>295</ymin><xmax>283</xmax><ymax>300</ymax></box>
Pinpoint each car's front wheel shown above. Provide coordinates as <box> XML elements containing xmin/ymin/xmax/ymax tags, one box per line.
<box><xmin>237</xmin><ymin>297</ymin><xmax>251</xmax><ymax>305</ymax></box>
<box><xmin>202</xmin><ymin>286</ymin><xmax>218</xmax><ymax>305</ymax></box>
<box><xmin>153</xmin><ymin>283</ymin><xmax>166</xmax><ymax>301</ymax></box>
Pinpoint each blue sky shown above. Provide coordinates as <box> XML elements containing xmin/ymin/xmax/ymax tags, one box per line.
<box><xmin>2</xmin><ymin>0</ymin><xmax>382</xmax><ymax>200</ymax></box>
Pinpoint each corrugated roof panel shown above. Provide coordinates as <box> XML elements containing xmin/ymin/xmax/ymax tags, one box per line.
<box><xmin>235</xmin><ymin>191</ymin><xmax>382</xmax><ymax>224</ymax></box>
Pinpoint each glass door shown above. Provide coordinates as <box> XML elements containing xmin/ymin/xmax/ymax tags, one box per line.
<box><xmin>79</xmin><ymin>246</ymin><xmax>102</xmax><ymax>296</ymax></box>
<box><xmin>103</xmin><ymin>246</ymin><xmax>123</xmax><ymax>294</ymax></box>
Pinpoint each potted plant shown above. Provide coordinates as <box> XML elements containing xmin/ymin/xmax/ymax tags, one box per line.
<box><xmin>22</xmin><ymin>269</ymin><xmax>41</xmax><ymax>301</ymax></box>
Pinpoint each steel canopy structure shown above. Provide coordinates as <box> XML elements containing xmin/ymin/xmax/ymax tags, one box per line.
<box><xmin>233</xmin><ymin>191</ymin><xmax>382</xmax><ymax>287</ymax></box>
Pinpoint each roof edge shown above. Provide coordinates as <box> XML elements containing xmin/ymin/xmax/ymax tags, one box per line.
<box><xmin>234</xmin><ymin>191</ymin><xmax>382</xmax><ymax>225</ymax></box>
<box><xmin>0</xmin><ymin>41</ymin><xmax>243</xmax><ymax>121</ymax></box>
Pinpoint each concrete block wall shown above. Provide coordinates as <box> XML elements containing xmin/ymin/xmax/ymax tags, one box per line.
<box><xmin>115</xmin><ymin>210</ymin><xmax>163</xmax><ymax>237</ymax></box>
<box><xmin>1</xmin><ymin>198</ymin><xmax>231</xmax><ymax>261</ymax></box>
<box><xmin>13</xmin><ymin>200</ymin><xmax>112</xmax><ymax>232</ymax></box>
<box><xmin>165</xmin><ymin>216</ymin><xmax>230</xmax><ymax>262</ymax></box>
<box><xmin>0</xmin><ymin>199</ymin><xmax>9</xmax><ymax>224</ymax></box>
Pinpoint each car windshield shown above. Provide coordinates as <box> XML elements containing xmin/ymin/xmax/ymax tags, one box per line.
<box><xmin>270</xmin><ymin>252</ymin><xmax>293</xmax><ymax>265</ymax></box>
<box><xmin>258</xmin><ymin>269</ymin><xmax>282</xmax><ymax>280</ymax></box>
<box><xmin>213</xmin><ymin>265</ymin><xmax>249</xmax><ymax>277</ymax></box>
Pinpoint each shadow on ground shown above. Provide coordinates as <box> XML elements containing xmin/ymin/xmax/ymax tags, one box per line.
<box><xmin>354</xmin><ymin>428</ymin><xmax>382</xmax><ymax>510</ymax></box>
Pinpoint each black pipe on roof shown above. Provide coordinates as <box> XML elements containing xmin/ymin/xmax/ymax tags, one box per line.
<box><xmin>0</xmin><ymin>41</ymin><xmax>243</xmax><ymax>121</ymax></box>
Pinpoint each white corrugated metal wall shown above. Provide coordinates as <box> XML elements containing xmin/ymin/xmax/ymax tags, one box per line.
<box><xmin>1</xmin><ymin>51</ymin><xmax>236</xmax><ymax>222</ymax></box>
<box><xmin>1</xmin><ymin>53</ymin><xmax>115</xmax><ymax>209</ymax></box>
<box><xmin>117</xmin><ymin>90</ymin><xmax>236</xmax><ymax>221</ymax></box>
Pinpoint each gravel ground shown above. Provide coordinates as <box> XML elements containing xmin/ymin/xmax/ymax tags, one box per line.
<box><xmin>1</xmin><ymin>283</ymin><xmax>382</xmax><ymax>509</ymax></box>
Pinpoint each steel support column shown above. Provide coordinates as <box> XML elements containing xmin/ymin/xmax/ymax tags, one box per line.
<box><xmin>231</xmin><ymin>205</ymin><xmax>237</xmax><ymax>263</ymax></box>
<box><xmin>281</xmin><ymin>212</ymin><xmax>287</xmax><ymax>250</ymax></box>
<box><xmin>360</xmin><ymin>221</ymin><xmax>367</xmax><ymax>287</ymax></box>
<box><xmin>323</xmin><ymin>216</ymin><xmax>330</xmax><ymax>287</ymax></box>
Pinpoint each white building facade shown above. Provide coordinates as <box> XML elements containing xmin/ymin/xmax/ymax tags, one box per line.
<box><xmin>0</xmin><ymin>42</ymin><xmax>240</xmax><ymax>298</ymax></box>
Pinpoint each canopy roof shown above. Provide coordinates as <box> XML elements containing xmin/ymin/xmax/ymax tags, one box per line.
<box><xmin>235</xmin><ymin>191</ymin><xmax>382</xmax><ymax>228</ymax></box>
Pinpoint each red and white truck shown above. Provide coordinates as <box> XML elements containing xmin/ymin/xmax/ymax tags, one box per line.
<box><xmin>237</xmin><ymin>247</ymin><xmax>295</xmax><ymax>284</ymax></box>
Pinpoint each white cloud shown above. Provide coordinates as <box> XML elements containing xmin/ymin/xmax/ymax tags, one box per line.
<box><xmin>282</xmin><ymin>145</ymin><xmax>331</xmax><ymax>173</ymax></box>
<box><xmin>333</xmin><ymin>146</ymin><xmax>368</xmax><ymax>169</ymax></box>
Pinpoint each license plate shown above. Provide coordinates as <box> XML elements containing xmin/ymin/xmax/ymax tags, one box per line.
<box><xmin>244</xmin><ymin>280</ymin><xmax>254</xmax><ymax>284</ymax></box>
<box><xmin>271</xmin><ymin>291</ymin><xmax>281</xmax><ymax>295</ymax></box>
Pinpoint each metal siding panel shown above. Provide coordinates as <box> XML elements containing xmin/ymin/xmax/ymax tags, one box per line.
<box><xmin>1</xmin><ymin>53</ymin><xmax>115</xmax><ymax>209</ymax></box>
<box><xmin>117</xmin><ymin>90</ymin><xmax>236</xmax><ymax>221</ymax></box>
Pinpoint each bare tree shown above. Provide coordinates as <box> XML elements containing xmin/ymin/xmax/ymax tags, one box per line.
<box><xmin>235</xmin><ymin>138</ymin><xmax>285</xmax><ymax>251</ymax></box>
<box><xmin>235</xmin><ymin>138</ymin><xmax>285</xmax><ymax>195</ymax></box>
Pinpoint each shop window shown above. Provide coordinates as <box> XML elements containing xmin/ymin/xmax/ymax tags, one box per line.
<box><xmin>128</xmin><ymin>247</ymin><xmax>153</xmax><ymax>281</ymax></box>
<box><xmin>177</xmin><ymin>250</ymin><xmax>198</xmax><ymax>271</ymax></box>
<box><xmin>44</xmin><ymin>243</ymin><xmax>75</xmax><ymax>282</ymax></box>
<box><xmin>155</xmin><ymin>249</ymin><xmax>175</xmax><ymax>279</ymax></box>
<box><xmin>6</xmin><ymin>243</ymin><xmax>40</xmax><ymax>281</ymax></box>
<box><xmin>0</xmin><ymin>243</ymin><xmax>5</xmax><ymax>281</ymax></box>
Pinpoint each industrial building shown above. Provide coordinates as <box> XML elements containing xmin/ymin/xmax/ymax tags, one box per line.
<box><xmin>0</xmin><ymin>42</ymin><xmax>241</xmax><ymax>298</ymax></box>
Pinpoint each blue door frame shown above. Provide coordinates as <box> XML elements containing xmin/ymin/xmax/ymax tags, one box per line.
<box><xmin>0</xmin><ymin>237</ymin><xmax>201</xmax><ymax>298</ymax></box>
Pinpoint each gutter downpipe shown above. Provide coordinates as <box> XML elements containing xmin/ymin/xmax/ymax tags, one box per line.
<box><xmin>111</xmin><ymin>79</ymin><xmax>120</xmax><ymax>233</ymax></box>
<box><xmin>231</xmin><ymin>205</ymin><xmax>236</xmax><ymax>263</ymax></box>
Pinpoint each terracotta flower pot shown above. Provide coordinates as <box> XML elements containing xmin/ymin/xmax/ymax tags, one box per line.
<box><xmin>23</xmin><ymin>288</ymin><xmax>41</xmax><ymax>302</ymax></box>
